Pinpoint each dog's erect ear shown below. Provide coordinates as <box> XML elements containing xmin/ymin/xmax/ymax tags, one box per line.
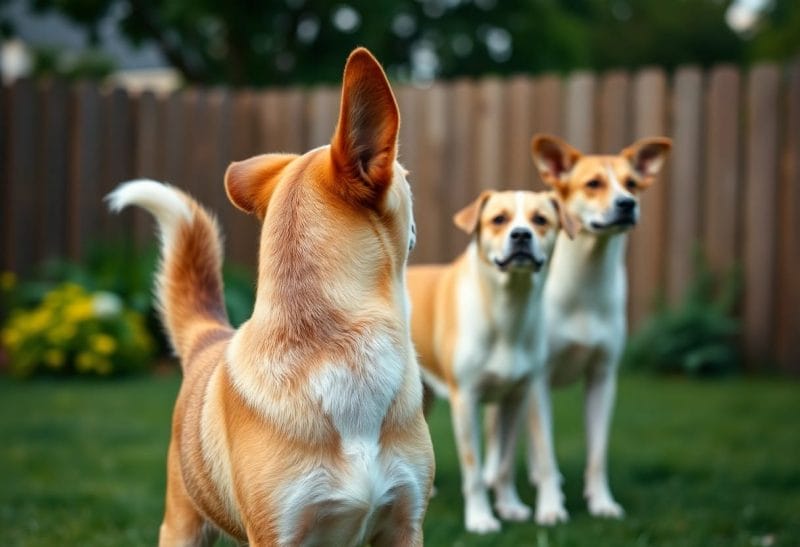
<box><xmin>622</xmin><ymin>137</ymin><xmax>672</xmax><ymax>182</ymax></box>
<box><xmin>549</xmin><ymin>194</ymin><xmax>578</xmax><ymax>239</ymax></box>
<box><xmin>330</xmin><ymin>47</ymin><xmax>400</xmax><ymax>205</ymax></box>
<box><xmin>453</xmin><ymin>191</ymin><xmax>493</xmax><ymax>234</ymax></box>
<box><xmin>531</xmin><ymin>134</ymin><xmax>582</xmax><ymax>188</ymax></box>
<box><xmin>225</xmin><ymin>153</ymin><xmax>299</xmax><ymax>220</ymax></box>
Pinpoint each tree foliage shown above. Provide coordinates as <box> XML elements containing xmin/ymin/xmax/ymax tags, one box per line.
<box><xmin>2</xmin><ymin>0</ymin><xmax>797</xmax><ymax>86</ymax></box>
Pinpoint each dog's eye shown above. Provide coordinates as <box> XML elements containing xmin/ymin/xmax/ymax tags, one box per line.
<box><xmin>491</xmin><ymin>214</ymin><xmax>507</xmax><ymax>226</ymax></box>
<box><xmin>532</xmin><ymin>214</ymin><xmax>548</xmax><ymax>226</ymax></box>
<box><xmin>586</xmin><ymin>179</ymin><xmax>602</xmax><ymax>189</ymax></box>
<box><xmin>626</xmin><ymin>178</ymin><xmax>637</xmax><ymax>190</ymax></box>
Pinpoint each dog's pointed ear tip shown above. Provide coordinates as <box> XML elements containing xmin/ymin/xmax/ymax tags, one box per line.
<box><xmin>345</xmin><ymin>47</ymin><xmax>383</xmax><ymax>73</ymax></box>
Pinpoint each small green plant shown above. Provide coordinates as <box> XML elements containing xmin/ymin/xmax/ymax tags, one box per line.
<box><xmin>623</xmin><ymin>251</ymin><xmax>741</xmax><ymax>377</ymax></box>
<box><xmin>1</xmin><ymin>282</ymin><xmax>154</xmax><ymax>377</ymax></box>
<box><xmin>0</xmin><ymin>242</ymin><xmax>256</xmax><ymax>376</ymax></box>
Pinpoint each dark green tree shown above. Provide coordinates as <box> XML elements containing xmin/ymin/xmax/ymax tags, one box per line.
<box><xmin>2</xmin><ymin>0</ymin><xmax>781</xmax><ymax>86</ymax></box>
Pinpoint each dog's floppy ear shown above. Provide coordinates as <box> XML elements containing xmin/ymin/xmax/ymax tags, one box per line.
<box><xmin>549</xmin><ymin>194</ymin><xmax>578</xmax><ymax>239</ymax></box>
<box><xmin>225</xmin><ymin>153</ymin><xmax>299</xmax><ymax>220</ymax></box>
<box><xmin>531</xmin><ymin>134</ymin><xmax>582</xmax><ymax>188</ymax></box>
<box><xmin>453</xmin><ymin>191</ymin><xmax>493</xmax><ymax>234</ymax></box>
<box><xmin>622</xmin><ymin>137</ymin><xmax>672</xmax><ymax>184</ymax></box>
<box><xmin>330</xmin><ymin>47</ymin><xmax>399</xmax><ymax>206</ymax></box>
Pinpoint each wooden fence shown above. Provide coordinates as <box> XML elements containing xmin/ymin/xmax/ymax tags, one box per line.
<box><xmin>1</xmin><ymin>61</ymin><xmax>798</xmax><ymax>374</ymax></box>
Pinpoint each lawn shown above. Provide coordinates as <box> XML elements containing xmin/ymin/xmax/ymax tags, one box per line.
<box><xmin>1</xmin><ymin>373</ymin><xmax>798</xmax><ymax>546</ymax></box>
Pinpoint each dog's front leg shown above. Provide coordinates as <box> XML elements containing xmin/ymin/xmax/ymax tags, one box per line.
<box><xmin>527</xmin><ymin>375</ymin><xmax>568</xmax><ymax>525</ymax></box>
<box><xmin>483</xmin><ymin>391</ymin><xmax>531</xmax><ymax>522</ymax></box>
<box><xmin>584</xmin><ymin>364</ymin><xmax>624</xmax><ymax>518</ymax></box>
<box><xmin>450</xmin><ymin>388</ymin><xmax>501</xmax><ymax>534</ymax></box>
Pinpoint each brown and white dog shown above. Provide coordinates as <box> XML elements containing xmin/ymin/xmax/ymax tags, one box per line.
<box><xmin>526</xmin><ymin>134</ymin><xmax>671</xmax><ymax>524</ymax></box>
<box><xmin>107</xmin><ymin>48</ymin><xmax>434</xmax><ymax>546</ymax></box>
<box><xmin>407</xmin><ymin>190</ymin><xmax>564</xmax><ymax>534</ymax></box>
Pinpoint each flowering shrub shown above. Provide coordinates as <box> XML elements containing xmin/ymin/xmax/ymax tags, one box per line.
<box><xmin>1</xmin><ymin>282</ymin><xmax>154</xmax><ymax>377</ymax></box>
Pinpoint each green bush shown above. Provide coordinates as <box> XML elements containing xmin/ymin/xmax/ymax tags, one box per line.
<box><xmin>623</xmin><ymin>251</ymin><xmax>741</xmax><ymax>377</ymax></box>
<box><xmin>1</xmin><ymin>283</ymin><xmax>154</xmax><ymax>377</ymax></box>
<box><xmin>0</xmin><ymin>242</ymin><xmax>256</xmax><ymax>376</ymax></box>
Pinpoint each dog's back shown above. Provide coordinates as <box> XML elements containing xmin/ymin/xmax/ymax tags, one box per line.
<box><xmin>109</xmin><ymin>48</ymin><xmax>434</xmax><ymax>546</ymax></box>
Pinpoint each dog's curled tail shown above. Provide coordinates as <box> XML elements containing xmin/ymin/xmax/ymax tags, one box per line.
<box><xmin>106</xmin><ymin>180</ymin><xmax>231</xmax><ymax>361</ymax></box>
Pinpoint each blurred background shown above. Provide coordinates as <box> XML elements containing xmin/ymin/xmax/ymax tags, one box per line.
<box><xmin>0</xmin><ymin>1</ymin><xmax>798</xmax><ymax>545</ymax></box>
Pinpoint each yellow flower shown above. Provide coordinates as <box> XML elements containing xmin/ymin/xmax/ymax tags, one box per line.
<box><xmin>0</xmin><ymin>271</ymin><xmax>16</xmax><ymax>291</ymax></box>
<box><xmin>64</xmin><ymin>299</ymin><xmax>94</xmax><ymax>322</ymax></box>
<box><xmin>75</xmin><ymin>352</ymin><xmax>95</xmax><ymax>372</ymax></box>
<box><xmin>1</xmin><ymin>328</ymin><xmax>21</xmax><ymax>349</ymax></box>
<box><xmin>43</xmin><ymin>349</ymin><xmax>65</xmax><ymax>369</ymax></box>
<box><xmin>90</xmin><ymin>334</ymin><xmax>117</xmax><ymax>355</ymax></box>
<box><xmin>47</xmin><ymin>324</ymin><xmax>77</xmax><ymax>344</ymax></box>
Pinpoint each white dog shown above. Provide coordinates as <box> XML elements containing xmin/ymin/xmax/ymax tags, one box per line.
<box><xmin>526</xmin><ymin>134</ymin><xmax>672</xmax><ymax>524</ymax></box>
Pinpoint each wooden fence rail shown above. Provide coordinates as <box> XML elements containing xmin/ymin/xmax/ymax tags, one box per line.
<box><xmin>2</xmin><ymin>61</ymin><xmax>798</xmax><ymax>373</ymax></box>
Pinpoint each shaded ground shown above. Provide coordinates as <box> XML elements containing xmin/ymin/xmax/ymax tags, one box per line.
<box><xmin>1</xmin><ymin>373</ymin><xmax>798</xmax><ymax>546</ymax></box>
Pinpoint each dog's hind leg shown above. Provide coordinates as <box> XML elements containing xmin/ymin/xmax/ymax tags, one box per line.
<box><xmin>159</xmin><ymin>441</ymin><xmax>217</xmax><ymax>547</ymax></box>
<box><xmin>583</xmin><ymin>364</ymin><xmax>624</xmax><ymax>518</ymax></box>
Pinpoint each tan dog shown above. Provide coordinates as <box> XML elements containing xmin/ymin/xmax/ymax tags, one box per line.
<box><xmin>107</xmin><ymin>48</ymin><xmax>434</xmax><ymax>546</ymax></box>
<box><xmin>407</xmin><ymin>191</ymin><xmax>564</xmax><ymax>534</ymax></box>
<box><xmin>526</xmin><ymin>134</ymin><xmax>671</xmax><ymax>524</ymax></box>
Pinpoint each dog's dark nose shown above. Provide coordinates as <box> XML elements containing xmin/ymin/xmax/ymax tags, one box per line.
<box><xmin>615</xmin><ymin>197</ymin><xmax>636</xmax><ymax>212</ymax></box>
<box><xmin>510</xmin><ymin>228</ymin><xmax>532</xmax><ymax>242</ymax></box>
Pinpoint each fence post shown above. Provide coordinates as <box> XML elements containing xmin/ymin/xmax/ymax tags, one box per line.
<box><xmin>704</xmin><ymin>65</ymin><xmax>742</xmax><ymax>276</ymax></box>
<box><xmin>565</xmin><ymin>71</ymin><xmax>596</xmax><ymax>152</ymax></box>
<box><xmin>776</xmin><ymin>59</ymin><xmax>800</xmax><ymax>374</ymax></box>
<box><xmin>667</xmin><ymin>66</ymin><xmax>704</xmax><ymax>303</ymax></box>
<box><xmin>38</xmin><ymin>79</ymin><xmax>70</xmax><ymax>263</ymax></box>
<box><xmin>628</xmin><ymin>67</ymin><xmax>669</xmax><ymax>329</ymax></box>
<box><xmin>69</xmin><ymin>81</ymin><xmax>103</xmax><ymax>261</ymax></box>
<box><xmin>597</xmin><ymin>70</ymin><xmax>631</xmax><ymax>154</ymax></box>
<box><xmin>742</xmin><ymin>64</ymin><xmax>781</xmax><ymax>368</ymax></box>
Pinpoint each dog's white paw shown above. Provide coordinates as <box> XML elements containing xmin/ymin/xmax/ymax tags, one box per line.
<box><xmin>535</xmin><ymin>501</ymin><xmax>569</xmax><ymax>526</ymax></box>
<box><xmin>496</xmin><ymin>499</ymin><xmax>532</xmax><ymax>522</ymax></box>
<box><xmin>587</xmin><ymin>495</ymin><xmax>625</xmax><ymax>519</ymax></box>
<box><xmin>465</xmin><ymin>511</ymin><xmax>502</xmax><ymax>534</ymax></box>
<box><xmin>465</xmin><ymin>497</ymin><xmax>501</xmax><ymax>534</ymax></box>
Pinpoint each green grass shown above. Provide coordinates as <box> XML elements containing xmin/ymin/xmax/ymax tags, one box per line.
<box><xmin>1</xmin><ymin>373</ymin><xmax>798</xmax><ymax>546</ymax></box>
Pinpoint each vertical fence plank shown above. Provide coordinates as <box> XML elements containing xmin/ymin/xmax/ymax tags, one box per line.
<box><xmin>227</xmin><ymin>91</ymin><xmax>260</xmax><ymax>271</ymax></box>
<box><xmin>5</xmin><ymin>79</ymin><xmax>37</xmax><ymax>273</ymax></box>
<box><xmin>597</xmin><ymin>70</ymin><xmax>630</xmax><ymax>153</ymax></box>
<box><xmin>704</xmin><ymin>66</ymin><xmax>741</xmax><ymax>275</ymax></box>
<box><xmin>667</xmin><ymin>66</ymin><xmax>704</xmax><ymax>303</ymax></box>
<box><xmin>209</xmin><ymin>89</ymin><xmax>234</xmax><ymax>216</ymax></box>
<box><xmin>564</xmin><ymin>71</ymin><xmax>596</xmax><ymax>152</ymax></box>
<box><xmin>133</xmin><ymin>90</ymin><xmax>163</xmax><ymax>246</ymax></box>
<box><xmin>101</xmin><ymin>87</ymin><xmax>135</xmax><ymax>240</ymax></box>
<box><xmin>530</xmin><ymin>75</ymin><xmax>563</xmax><ymax>190</ymax></box>
<box><xmin>256</xmin><ymin>89</ymin><xmax>306</xmax><ymax>154</ymax></box>
<box><xmin>307</xmin><ymin>86</ymin><xmax>339</xmax><ymax>149</ymax></box>
<box><xmin>396</xmin><ymin>86</ymin><xmax>421</xmax><ymax>262</ymax></box>
<box><xmin>443</xmin><ymin>80</ymin><xmax>478</xmax><ymax>260</ymax></box>
<box><xmin>70</xmin><ymin>82</ymin><xmax>103</xmax><ymax>260</ymax></box>
<box><xmin>627</xmin><ymin>68</ymin><xmax>669</xmax><ymax>328</ymax></box>
<box><xmin>38</xmin><ymin>79</ymin><xmax>70</xmax><ymax>263</ymax></box>
<box><xmin>163</xmin><ymin>89</ymin><xmax>187</xmax><ymax>186</ymax></box>
<box><xmin>743</xmin><ymin>64</ymin><xmax>781</xmax><ymax>367</ymax></box>
<box><xmin>474</xmin><ymin>78</ymin><xmax>504</xmax><ymax>191</ymax></box>
<box><xmin>505</xmin><ymin>76</ymin><xmax>534</xmax><ymax>190</ymax></box>
<box><xmin>776</xmin><ymin>60</ymin><xmax>800</xmax><ymax>374</ymax></box>
<box><xmin>413</xmin><ymin>84</ymin><xmax>447</xmax><ymax>264</ymax></box>
<box><xmin>0</xmin><ymin>84</ymin><xmax>7</xmax><ymax>271</ymax></box>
